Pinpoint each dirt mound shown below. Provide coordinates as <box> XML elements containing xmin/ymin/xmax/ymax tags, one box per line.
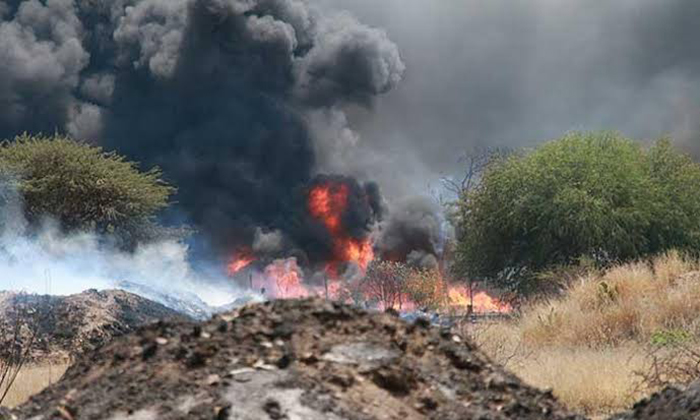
<box><xmin>609</xmin><ymin>381</ymin><xmax>700</xmax><ymax>420</ymax></box>
<box><xmin>0</xmin><ymin>289</ymin><xmax>191</xmax><ymax>363</ymax></box>
<box><xmin>16</xmin><ymin>298</ymin><xmax>584</xmax><ymax>420</ymax></box>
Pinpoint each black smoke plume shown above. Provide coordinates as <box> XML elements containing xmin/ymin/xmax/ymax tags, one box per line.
<box><xmin>0</xmin><ymin>0</ymin><xmax>404</xmax><ymax>262</ymax></box>
<box><xmin>377</xmin><ymin>197</ymin><xmax>452</xmax><ymax>270</ymax></box>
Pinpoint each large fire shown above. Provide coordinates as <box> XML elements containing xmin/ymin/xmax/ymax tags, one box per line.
<box><xmin>308</xmin><ymin>182</ymin><xmax>375</xmax><ymax>277</ymax></box>
<box><xmin>229</xmin><ymin>255</ymin><xmax>511</xmax><ymax>314</ymax></box>
<box><xmin>448</xmin><ymin>285</ymin><xmax>512</xmax><ymax>313</ymax></box>
<box><xmin>226</xmin><ymin>181</ymin><xmax>511</xmax><ymax>316</ymax></box>
<box><xmin>261</xmin><ymin>259</ymin><xmax>308</xmax><ymax>299</ymax></box>
<box><xmin>242</xmin><ymin>258</ymin><xmax>347</xmax><ymax>300</ymax></box>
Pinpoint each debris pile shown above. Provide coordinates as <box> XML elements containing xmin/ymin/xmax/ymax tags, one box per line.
<box><xmin>0</xmin><ymin>289</ymin><xmax>190</xmax><ymax>363</ymax></box>
<box><xmin>16</xmin><ymin>298</ymin><xmax>584</xmax><ymax>420</ymax></box>
<box><xmin>610</xmin><ymin>381</ymin><xmax>700</xmax><ymax>420</ymax></box>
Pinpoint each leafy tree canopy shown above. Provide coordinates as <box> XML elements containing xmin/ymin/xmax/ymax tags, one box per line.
<box><xmin>455</xmin><ymin>131</ymin><xmax>700</xmax><ymax>291</ymax></box>
<box><xmin>0</xmin><ymin>133</ymin><xmax>175</xmax><ymax>245</ymax></box>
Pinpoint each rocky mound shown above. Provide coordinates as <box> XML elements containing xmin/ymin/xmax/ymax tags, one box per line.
<box><xmin>610</xmin><ymin>381</ymin><xmax>700</xmax><ymax>420</ymax></box>
<box><xmin>16</xmin><ymin>299</ymin><xmax>584</xmax><ymax>420</ymax></box>
<box><xmin>0</xmin><ymin>289</ymin><xmax>191</xmax><ymax>363</ymax></box>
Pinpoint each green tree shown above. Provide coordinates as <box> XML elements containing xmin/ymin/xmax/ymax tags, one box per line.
<box><xmin>0</xmin><ymin>133</ymin><xmax>176</xmax><ymax>245</ymax></box>
<box><xmin>455</xmin><ymin>131</ymin><xmax>700</xmax><ymax>292</ymax></box>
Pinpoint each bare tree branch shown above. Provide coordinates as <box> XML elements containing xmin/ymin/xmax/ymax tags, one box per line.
<box><xmin>439</xmin><ymin>147</ymin><xmax>510</xmax><ymax>209</ymax></box>
<box><xmin>0</xmin><ymin>296</ymin><xmax>38</xmax><ymax>406</ymax></box>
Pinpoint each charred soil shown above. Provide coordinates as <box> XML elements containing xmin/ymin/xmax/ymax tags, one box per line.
<box><xmin>16</xmin><ymin>298</ymin><xmax>584</xmax><ymax>420</ymax></box>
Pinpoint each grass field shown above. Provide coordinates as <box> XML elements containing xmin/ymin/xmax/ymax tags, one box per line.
<box><xmin>1</xmin><ymin>363</ymin><xmax>69</xmax><ymax>408</ymax></box>
<box><xmin>466</xmin><ymin>251</ymin><xmax>700</xmax><ymax>417</ymax></box>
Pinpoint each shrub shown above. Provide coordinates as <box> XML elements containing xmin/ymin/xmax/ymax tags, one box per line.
<box><xmin>0</xmin><ymin>134</ymin><xmax>175</xmax><ymax>245</ymax></box>
<box><xmin>404</xmin><ymin>268</ymin><xmax>448</xmax><ymax>311</ymax></box>
<box><xmin>360</xmin><ymin>261</ymin><xmax>410</xmax><ymax>310</ymax></box>
<box><xmin>455</xmin><ymin>132</ymin><xmax>700</xmax><ymax>291</ymax></box>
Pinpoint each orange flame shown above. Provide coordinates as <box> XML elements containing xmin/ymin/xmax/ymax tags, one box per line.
<box><xmin>448</xmin><ymin>286</ymin><xmax>512</xmax><ymax>313</ymax></box>
<box><xmin>308</xmin><ymin>182</ymin><xmax>375</xmax><ymax>277</ymax></box>
<box><xmin>249</xmin><ymin>258</ymin><xmax>348</xmax><ymax>301</ymax></box>
<box><xmin>309</xmin><ymin>184</ymin><xmax>348</xmax><ymax>234</ymax></box>
<box><xmin>227</xmin><ymin>252</ymin><xmax>256</xmax><ymax>275</ymax></box>
<box><xmin>263</xmin><ymin>259</ymin><xmax>308</xmax><ymax>299</ymax></box>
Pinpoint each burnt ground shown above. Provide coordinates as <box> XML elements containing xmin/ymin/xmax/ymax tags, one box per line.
<box><xmin>13</xmin><ymin>298</ymin><xmax>585</xmax><ymax>420</ymax></box>
<box><xmin>609</xmin><ymin>381</ymin><xmax>700</xmax><ymax>420</ymax></box>
<box><xmin>0</xmin><ymin>289</ymin><xmax>191</xmax><ymax>363</ymax></box>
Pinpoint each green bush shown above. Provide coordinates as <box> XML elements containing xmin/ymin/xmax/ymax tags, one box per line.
<box><xmin>0</xmin><ymin>133</ymin><xmax>175</xmax><ymax>245</ymax></box>
<box><xmin>650</xmin><ymin>329</ymin><xmax>692</xmax><ymax>347</ymax></box>
<box><xmin>455</xmin><ymin>131</ymin><xmax>700</xmax><ymax>292</ymax></box>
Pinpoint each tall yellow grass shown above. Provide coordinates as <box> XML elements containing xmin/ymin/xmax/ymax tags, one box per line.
<box><xmin>511</xmin><ymin>346</ymin><xmax>648</xmax><ymax>416</ymax></box>
<box><xmin>520</xmin><ymin>251</ymin><xmax>700</xmax><ymax>348</ymax></box>
<box><xmin>467</xmin><ymin>251</ymin><xmax>700</xmax><ymax>417</ymax></box>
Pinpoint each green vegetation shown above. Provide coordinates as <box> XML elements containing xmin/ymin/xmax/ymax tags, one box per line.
<box><xmin>455</xmin><ymin>131</ymin><xmax>700</xmax><ymax>292</ymax></box>
<box><xmin>650</xmin><ymin>329</ymin><xmax>692</xmax><ymax>347</ymax></box>
<box><xmin>0</xmin><ymin>133</ymin><xmax>175</xmax><ymax>245</ymax></box>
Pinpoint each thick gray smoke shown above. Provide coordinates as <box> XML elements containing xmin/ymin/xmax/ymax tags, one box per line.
<box><xmin>0</xmin><ymin>0</ymin><xmax>404</xmax><ymax>261</ymax></box>
<box><xmin>4</xmin><ymin>0</ymin><xmax>700</xmax><ymax>291</ymax></box>
<box><xmin>377</xmin><ymin>197</ymin><xmax>453</xmax><ymax>270</ymax></box>
<box><xmin>316</xmin><ymin>0</ymin><xmax>700</xmax><ymax>196</ymax></box>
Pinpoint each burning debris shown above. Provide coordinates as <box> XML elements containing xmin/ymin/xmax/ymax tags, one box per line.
<box><xmin>228</xmin><ymin>242</ymin><xmax>510</xmax><ymax>316</ymax></box>
<box><xmin>448</xmin><ymin>285</ymin><xmax>513</xmax><ymax>314</ymax></box>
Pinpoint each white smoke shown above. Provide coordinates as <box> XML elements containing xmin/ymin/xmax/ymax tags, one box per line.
<box><xmin>0</xmin><ymin>182</ymin><xmax>258</xmax><ymax>314</ymax></box>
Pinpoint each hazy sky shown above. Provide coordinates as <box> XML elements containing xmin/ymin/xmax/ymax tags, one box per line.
<box><xmin>317</xmin><ymin>0</ymin><xmax>700</xmax><ymax>198</ymax></box>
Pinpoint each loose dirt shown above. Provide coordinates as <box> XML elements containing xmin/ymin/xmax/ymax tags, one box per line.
<box><xmin>0</xmin><ymin>289</ymin><xmax>190</xmax><ymax>363</ymax></box>
<box><xmin>609</xmin><ymin>381</ymin><xmax>700</xmax><ymax>420</ymax></box>
<box><xmin>15</xmin><ymin>298</ymin><xmax>585</xmax><ymax>420</ymax></box>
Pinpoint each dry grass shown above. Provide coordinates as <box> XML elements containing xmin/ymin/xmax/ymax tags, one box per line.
<box><xmin>465</xmin><ymin>251</ymin><xmax>700</xmax><ymax>417</ymax></box>
<box><xmin>520</xmin><ymin>251</ymin><xmax>700</xmax><ymax>348</ymax></box>
<box><xmin>464</xmin><ymin>321</ymin><xmax>649</xmax><ymax>416</ymax></box>
<box><xmin>1</xmin><ymin>362</ymin><xmax>69</xmax><ymax>408</ymax></box>
<box><xmin>511</xmin><ymin>346</ymin><xmax>648</xmax><ymax>416</ymax></box>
